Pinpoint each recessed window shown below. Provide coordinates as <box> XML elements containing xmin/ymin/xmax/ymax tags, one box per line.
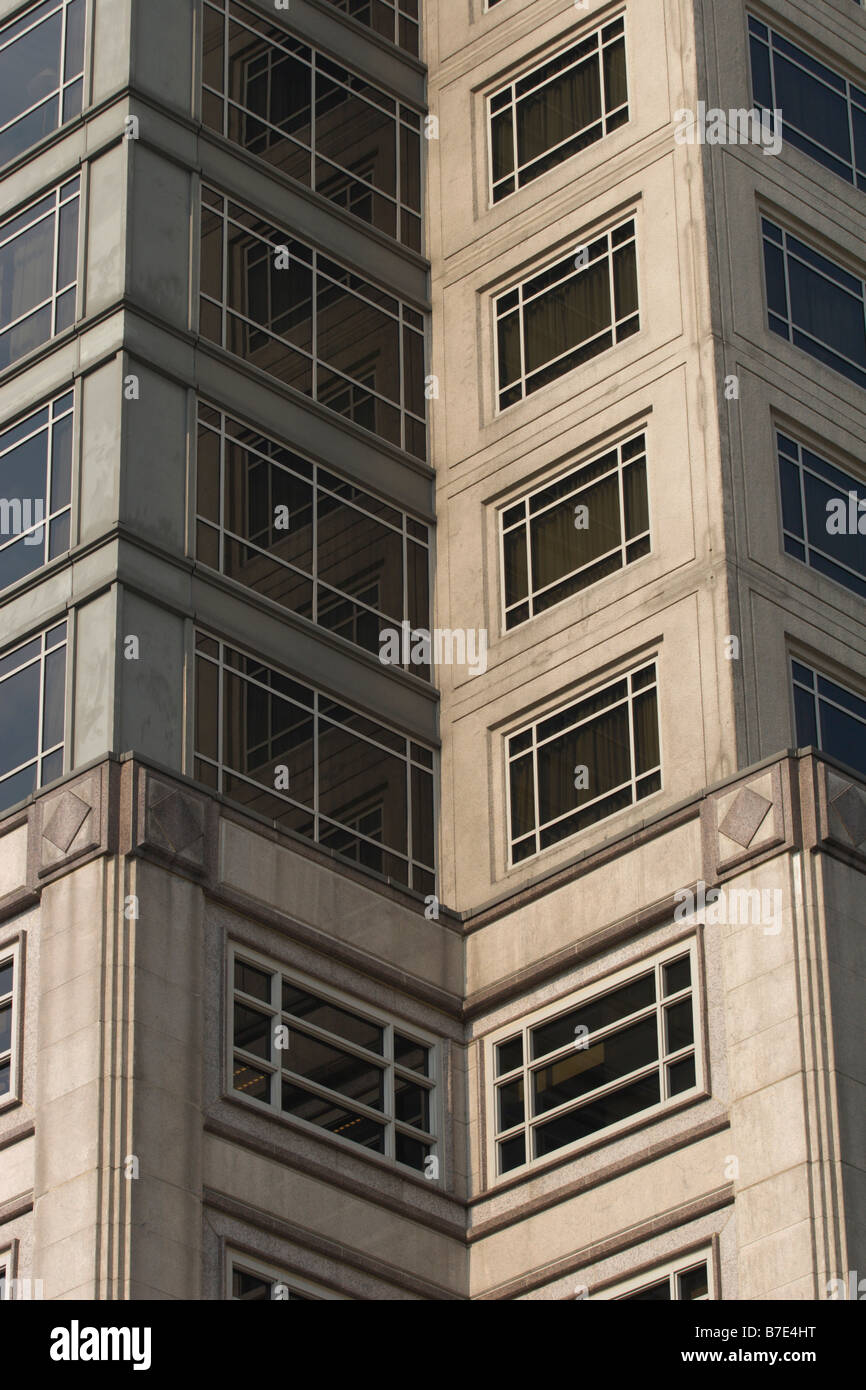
<box><xmin>199</xmin><ymin>186</ymin><xmax>426</xmax><ymax>460</ymax></box>
<box><xmin>320</xmin><ymin>0</ymin><xmax>419</xmax><ymax>57</ymax></box>
<box><xmin>501</xmin><ymin>432</ymin><xmax>649</xmax><ymax>629</ymax></box>
<box><xmin>195</xmin><ymin>631</ymin><xmax>436</xmax><ymax>893</ymax></box>
<box><xmin>507</xmin><ymin>661</ymin><xmax>660</xmax><ymax>864</ymax></box>
<box><xmin>0</xmin><ymin>390</ymin><xmax>73</xmax><ymax>592</ymax></box>
<box><xmin>0</xmin><ymin>177</ymin><xmax>79</xmax><ymax>373</ymax></box>
<box><xmin>0</xmin><ymin>0</ymin><xmax>85</xmax><ymax>168</ymax></box>
<box><xmin>792</xmin><ymin>659</ymin><xmax>866</xmax><ymax>778</ymax></box>
<box><xmin>495</xmin><ymin>219</ymin><xmax>638</xmax><ymax>410</ymax></box>
<box><xmin>0</xmin><ymin>940</ymin><xmax>22</xmax><ymax>1104</ymax></box>
<box><xmin>492</xmin><ymin>947</ymin><xmax>698</xmax><ymax>1176</ymax></box>
<box><xmin>0</xmin><ymin>622</ymin><xmax>67</xmax><ymax>814</ymax></box>
<box><xmin>229</xmin><ymin>1254</ymin><xmax>345</xmax><ymax>1300</ymax></box>
<box><xmin>230</xmin><ymin>948</ymin><xmax>437</xmax><ymax>1172</ymax></box>
<box><xmin>195</xmin><ymin>403</ymin><xmax>431</xmax><ymax>673</ymax></box>
<box><xmin>594</xmin><ymin>1252</ymin><xmax>712</xmax><ymax>1300</ymax></box>
<box><xmin>489</xmin><ymin>18</ymin><xmax>627</xmax><ymax>203</ymax></box>
<box><xmin>762</xmin><ymin>218</ymin><xmax>866</xmax><ymax>390</ymax></box>
<box><xmin>202</xmin><ymin>1</ymin><xmax>422</xmax><ymax>249</ymax></box>
<box><xmin>777</xmin><ymin>431</ymin><xmax>866</xmax><ymax>598</ymax></box>
<box><xmin>749</xmin><ymin>17</ymin><xmax>866</xmax><ymax>191</ymax></box>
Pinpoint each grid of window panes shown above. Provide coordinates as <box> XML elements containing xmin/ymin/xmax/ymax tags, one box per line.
<box><xmin>0</xmin><ymin>621</ymin><xmax>66</xmax><ymax>815</ymax></box>
<box><xmin>202</xmin><ymin>0</ymin><xmax>422</xmax><ymax>249</ymax></box>
<box><xmin>195</xmin><ymin>632</ymin><xmax>435</xmax><ymax>892</ymax></box>
<box><xmin>0</xmin><ymin>951</ymin><xmax>14</xmax><ymax>1098</ymax></box>
<box><xmin>749</xmin><ymin>17</ymin><xmax>866</xmax><ymax>191</ymax></box>
<box><xmin>0</xmin><ymin>0</ymin><xmax>85</xmax><ymax>169</ymax></box>
<box><xmin>0</xmin><ymin>177</ymin><xmax>79</xmax><ymax>373</ymax></box>
<box><xmin>507</xmin><ymin>662</ymin><xmax>660</xmax><ymax>864</ymax></box>
<box><xmin>762</xmin><ymin>219</ymin><xmax>866</xmax><ymax>390</ymax></box>
<box><xmin>0</xmin><ymin>390</ymin><xmax>73</xmax><ymax>592</ymax></box>
<box><xmin>232</xmin><ymin>1267</ymin><xmax>317</xmax><ymax>1300</ymax></box>
<box><xmin>322</xmin><ymin>0</ymin><xmax>419</xmax><ymax>57</ymax></box>
<box><xmin>792</xmin><ymin>660</ymin><xmax>866</xmax><ymax>778</ymax></box>
<box><xmin>777</xmin><ymin>431</ymin><xmax>866</xmax><ymax>599</ymax></box>
<box><xmin>232</xmin><ymin>953</ymin><xmax>436</xmax><ymax>1171</ymax></box>
<box><xmin>616</xmin><ymin>1260</ymin><xmax>709</xmax><ymax>1301</ymax></box>
<box><xmin>200</xmin><ymin>186</ymin><xmax>426</xmax><ymax>459</ymax></box>
<box><xmin>501</xmin><ymin>433</ymin><xmax>649</xmax><ymax>630</ymax></box>
<box><xmin>489</xmin><ymin>19</ymin><xmax>627</xmax><ymax>203</ymax></box>
<box><xmin>495</xmin><ymin>219</ymin><xmax>638</xmax><ymax>410</ymax></box>
<box><xmin>493</xmin><ymin>951</ymin><xmax>696</xmax><ymax>1175</ymax></box>
<box><xmin>196</xmin><ymin>403</ymin><xmax>431</xmax><ymax>674</ymax></box>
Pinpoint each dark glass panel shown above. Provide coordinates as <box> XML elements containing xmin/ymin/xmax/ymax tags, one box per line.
<box><xmin>664</xmin><ymin>999</ymin><xmax>694</xmax><ymax>1053</ymax></box>
<box><xmin>233</xmin><ymin>1271</ymin><xmax>271</xmax><ymax>1300</ymax></box>
<box><xmin>0</xmin><ymin>960</ymin><xmax>12</xmax><ymax>996</ymax></box>
<box><xmin>496</xmin><ymin>1035</ymin><xmax>523</xmax><ymax>1076</ymax></box>
<box><xmin>284</xmin><ymin>1029</ymin><xmax>384</xmax><ymax>1110</ymax></box>
<box><xmin>0</xmin><ymin>661</ymin><xmax>40</xmax><ymax>777</ymax></box>
<box><xmin>394</xmin><ymin>1033</ymin><xmax>429</xmax><ymax>1075</ymax></box>
<box><xmin>395</xmin><ymin>1131</ymin><xmax>428</xmax><ymax>1171</ymax></box>
<box><xmin>281</xmin><ymin>983</ymin><xmax>384</xmax><ymax>1054</ymax></box>
<box><xmin>280</xmin><ymin>1079</ymin><xmax>386</xmax><ymax>1150</ymax></box>
<box><xmin>234</xmin><ymin>959</ymin><xmax>272</xmax><ymax>1002</ymax></box>
<box><xmin>663</xmin><ymin>956</ymin><xmax>690</xmax><ymax>996</ymax></box>
<box><xmin>667</xmin><ymin>1054</ymin><xmax>696</xmax><ymax>1096</ymax></box>
<box><xmin>532</xmin><ymin>1016</ymin><xmax>658</xmax><ymax>1115</ymax></box>
<box><xmin>678</xmin><ymin>1265</ymin><xmax>709</xmax><ymax>1300</ymax></box>
<box><xmin>497</xmin><ymin>1077</ymin><xmax>524</xmax><ymax>1132</ymax></box>
<box><xmin>621</xmin><ymin>1279</ymin><xmax>670</xmax><ymax>1301</ymax></box>
<box><xmin>0</xmin><ymin>999</ymin><xmax>11</xmax><ymax>1052</ymax></box>
<box><xmin>41</xmin><ymin>645</ymin><xmax>65</xmax><ymax>748</ymax></box>
<box><xmin>233</xmin><ymin>1001</ymin><xmax>271</xmax><ymax>1060</ymax></box>
<box><xmin>498</xmin><ymin>1133</ymin><xmax>525</xmax><ymax>1174</ymax></box>
<box><xmin>394</xmin><ymin>1074</ymin><xmax>429</xmax><ymax>1129</ymax></box>
<box><xmin>531</xmin><ymin>973</ymin><xmax>655</xmax><ymax>1059</ymax></box>
<box><xmin>233</xmin><ymin>1058</ymin><xmax>270</xmax><ymax>1100</ymax></box>
<box><xmin>533</xmin><ymin>1071</ymin><xmax>661</xmax><ymax>1156</ymax></box>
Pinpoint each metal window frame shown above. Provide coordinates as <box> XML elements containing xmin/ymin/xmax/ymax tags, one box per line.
<box><xmin>0</xmin><ymin>623</ymin><xmax>68</xmax><ymax>807</ymax></box>
<box><xmin>194</xmin><ymin>629</ymin><xmax>436</xmax><ymax>888</ymax></box>
<box><xmin>486</xmin><ymin>14</ymin><xmax>629</xmax><ymax>205</ymax></box>
<box><xmin>498</xmin><ymin>429</ymin><xmax>651</xmax><ymax>630</ymax></box>
<box><xmin>225</xmin><ymin>1247</ymin><xmax>348</xmax><ymax>1300</ymax></box>
<box><xmin>776</xmin><ymin>430</ymin><xmax>866</xmax><ymax>595</ymax></box>
<box><xmin>592</xmin><ymin>1247</ymin><xmax>715</xmax><ymax>1300</ymax></box>
<box><xmin>0</xmin><ymin>0</ymin><xmax>86</xmax><ymax>166</ymax></box>
<box><xmin>227</xmin><ymin>941</ymin><xmax>439</xmax><ymax>1175</ymax></box>
<box><xmin>0</xmin><ymin>388</ymin><xmax>74</xmax><ymax>581</ymax></box>
<box><xmin>485</xmin><ymin>939</ymin><xmax>703</xmax><ymax>1183</ymax></box>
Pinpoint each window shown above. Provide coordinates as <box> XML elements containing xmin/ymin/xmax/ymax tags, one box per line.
<box><xmin>202</xmin><ymin>1</ymin><xmax>422</xmax><ymax>249</ymax></box>
<box><xmin>749</xmin><ymin>17</ymin><xmax>866</xmax><ymax>192</ymax></box>
<box><xmin>195</xmin><ymin>632</ymin><xmax>436</xmax><ymax>893</ymax></box>
<box><xmin>321</xmin><ymin>0</ymin><xmax>419</xmax><ymax>57</ymax></box>
<box><xmin>0</xmin><ymin>622</ymin><xmax>67</xmax><ymax>814</ymax></box>
<box><xmin>229</xmin><ymin>1253</ymin><xmax>345</xmax><ymax>1300</ymax></box>
<box><xmin>491</xmin><ymin>946</ymin><xmax>698</xmax><ymax>1175</ymax></box>
<box><xmin>762</xmin><ymin>219</ymin><xmax>866</xmax><ymax>390</ymax></box>
<box><xmin>507</xmin><ymin>661</ymin><xmax>660</xmax><ymax>864</ymax></box>
<box><xmin>0</xmin><ymin>390</ymin><xmax>73</xmax><ymax>592</ymax></box>
<box><xmin>0</xmin><ymin>0</ymin><xmax>85</xmax><ymax>168</ymax></box>
<box><xmin>501</xmin><ymin>432</ymin><xmax>649</xmax><ymax>630</ymax></box>
<box><xmin>777</xmin><ymin>431</ymin><xmax>866</xmax><ymax>599</ymax></box>
<box><xmin>495</xmin><ymin>219</ymin><xmax>638</xmax><ymax>410</ymax></box>
<box><xmin>0</xmin><ymin>939</ymin><xmax>21</xmax><ymax>1104</ymax></box>
<box><xmin>196</xmin><ymin>403</ymin><xmax>431</xmax><ymax>673</ymax></box>
<box><xmin>0</xmin><ymin>177</ymin><xmax>79</xmax><ymax>372</ymax></box>
<box><xmin>594</xmin><ymin>1252</ymin><xmax>712</xmax><ymax>1300</ymax></box>
<box><xmin>230</xmin><ymin>948</ymin><xmax>437</xmax><ymax>1171</ymax></box>
<box><xmin>489</xmin><ymin>19</ymin><xmax>627</xmax><ymax>203</ymax></box>
<box><xmin>792</xmin><ymin>660</ymin><xmax>866</xmax><ymax>778</ymax></box>
<box><xmin>199</xmin><ymin>187</ymin><xmax>426</xmax><ymax>459</ymax></box>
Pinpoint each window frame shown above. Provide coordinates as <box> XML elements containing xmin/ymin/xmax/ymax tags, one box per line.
<box><xmin>498</xmin><ymin>429</ymin><xmax>651</xmax><ymax>632</ymax></box>
<box><xmin>201</xmin><ymin>0</ymin><xmax>423</xmax><ymax>249</ymax></box>
<box><xmin>748</xmin><ymin>14</ymin><xmax>866</xmax><ymax>192</ymax></box>
<box><xmin>199</xmin><ymin>185</ymin><xmax>427</xmax><ymax>461</ymax></box>
<box><xmin>0</xmin><ymin>621</ymin><xmax>68</xmax><ymax>815</ymax></box>
<box><xmin>591</xmin><ymin>1247</ymin><xmax>715</xmax><ymax>1300</ymax></box>
<box><xmin>0</xmin><ymin>387</ymin><xmax>74</xmax><ymax>593</ymax></box>
<box><xmin>225</xmin><ymin>1248</ymin><xmax>347</xmax><ymax>1301</ymax></box>
<box><xmin>0</xmin><ymin>175</ymin><xmax>80</xmax><ymax>375</ymax></box>
<box><xmin>194</xmin><ymin>630</ymin><xmax>436</xmax><ymax>893</ymax></box>
<box><xmin>194</xmin><ymin>401</ymin><xmax>432</xmax><ymax>672</ymax></box>
<box><xmin>319</xmin><ymin>0</ymin><xmax>420</xmax><ymax>58</ymax></box>
<box><xmin>493</xmin><ymin>216</ymin><xmax>639</xmax><ymax>413</ymax></box>
<box><xmin>486</xmin><ymin>14</ymin><xmax>629</xmax><ymax>206</ymax></box>
<box><xmin>761</xmin><ymin>215</ymin><xmax>866</xmax><ymax>391</ymax></box>
<box><xmin>0</xmin><ymin>934</ymin><xmax>24</xmax><ymax>1111</ymax></box>
<box><xmin>791</xmin><ymin>655</ymin><xmax>866</xmax><ymax>778</ymax></box>
<box><xmin>776</xmin><ymin>429</ymin><xmax>866</xmax><ymax>599</ymax></box>
<box><xmin>505</xmin><ymin>658</ymin><xmax>662</xmax><ymax>866</ymax></box>
<box><xmin>485</xmin><ymin>939</ymin><xmax>703</xmax><ymax>1182</ymax></box>
<box><xmin>0</xmin><ymin>0</ymin><xmax>87</xmax><ymax>171</ymax></box>
<box><xmin>227</xmin><ymin>942</ymin><xmax>440</xmax><ymax>1176</ymax></box>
